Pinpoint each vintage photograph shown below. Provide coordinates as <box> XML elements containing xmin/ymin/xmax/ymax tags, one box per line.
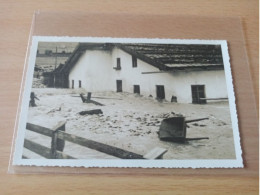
<box><xmin>13</xmin><ymin>37</ymin><xmax>242</xmax><ymax>168</ymax></box>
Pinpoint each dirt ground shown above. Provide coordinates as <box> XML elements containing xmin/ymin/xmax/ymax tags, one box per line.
<box><xmin>23</xmin><ymin>88</ymin><xmax>236</xmax><ymax>160</ymax></box>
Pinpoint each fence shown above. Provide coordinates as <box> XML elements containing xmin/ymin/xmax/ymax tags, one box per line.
<box><xmin>23</xmin><ymin>121</ymin><xmax>167</xmax><ymax>160</ymax></box>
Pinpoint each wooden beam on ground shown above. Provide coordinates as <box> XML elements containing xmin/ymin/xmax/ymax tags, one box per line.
<box><xmin>143</xmin><ymin>147</ymin><xmax>168</xmax><ymax>159</ymax></box>
<box><xmin>199</xmin><ymin>97</ymin><xmax>228</xmax><ymax>100</ymax></box>
<box><xmin>142</xmin><ymin>71</ymin><xmax>171</xmax><ymax>74</ymax></box>
<box><xmin>71</xmin><ymin>95</ymin><xmax>122</xmax><ymax>100</ymax></box>
<box><xmin>56</xmin><ymin>131</ymin><xmax>144</xmax><ymax>159</ymax></box>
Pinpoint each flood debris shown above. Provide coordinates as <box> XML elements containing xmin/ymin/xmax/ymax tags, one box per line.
<box><xmin>79</xmin><ymin>109</ymin><xmax>103</xmax><ymax>115</ymax></box>
<box><xmin>159</xmin><ymin>116</ymin><xmax>209</xmax><ymax>143</ymax></box>
<box><xmin>29</xmin><ymin>92</ymin><xmax>39</xmax><ymax>107</ymax></box>
<box><xmin>80</xmin><ymin>93</ymin><xmax>104</xmax><ymax>106</ymax></box>
<box><xmin>47</xmin><ymin>104</ymin><xmax>64</xmax><ymax>114</ymax></box>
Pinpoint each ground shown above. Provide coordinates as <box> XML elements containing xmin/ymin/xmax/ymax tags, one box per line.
<box><xmin>23</xmin><ymin>88</ymin><xmax>236</xmax><ymax>160</ymax></box>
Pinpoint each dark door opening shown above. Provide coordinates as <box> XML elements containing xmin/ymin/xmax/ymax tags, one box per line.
<box><xmin>116</xmin><ymin>80</ymin><xmax>122</xmax><ymax>92</ymax></box>
<box><xmin>191</xmin><ymin>85</ymin><xmax>206</xmax><ymax>104</ymax></box>
<box><xmin>72</xmin><ymin>80</ymin><xmax>74</xmax><ymax>89</ymax></box>
<box><xmin>79</xmin><ymin>80</ymin><xmax>81</xmax><ymax>88</ymax></box>
<box><xmin>133</xmin><ymin>85</ymin><xmax>140</xmax><ymax>94</ymax></box>
<box><xmin>156</xmin><ymin>85</ymin><xmax>165</xmax><ymax>100</ymax></box>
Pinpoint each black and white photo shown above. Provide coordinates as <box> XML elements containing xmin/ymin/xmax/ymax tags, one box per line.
<box><xmin>13</xmin><ymin>37</ymin><xmax>242</xmax><ymax>168</ymax></box>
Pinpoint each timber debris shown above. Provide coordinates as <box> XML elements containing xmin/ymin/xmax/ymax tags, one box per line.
<box><xmin>79</xmin><ymin>109</ymin><xmax>103</xmax><ymax>115</ymax></box>
<box><xmin>159</xmin><ymin>116</ymin><xmax>209</xmax><ymax>143</ymax></box>
<box><xmin>80</xmin><ymin>93</ymin><xmax>104</xmax><ymax>106</ymax></box>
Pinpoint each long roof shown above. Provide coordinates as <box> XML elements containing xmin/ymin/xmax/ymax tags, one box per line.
<box><xmin>57</xmin><ymin>42</ymin><xmax>224</xmax><ymax>74</ymax></box>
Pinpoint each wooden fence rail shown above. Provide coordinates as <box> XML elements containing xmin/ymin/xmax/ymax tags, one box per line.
<box><xmin>23</xmin><ymin>121</ymin><xmax>167</xmax><ymax>160</ymax></box>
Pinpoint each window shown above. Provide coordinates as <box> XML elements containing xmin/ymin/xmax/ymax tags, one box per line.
<box><xmin>114</xmin><ymin>58</ymin><xmax>121</xmax><ymax>70</ymax></box>
<box><xmin>133</xmin><ymin>85</ymin><xmax>140</xmax><ymax>94</ymax></box>
<box><xmin>191</xmin><ymin>85</ymin><xmax>206</xmax><ymax>104</ymax></box>
<box><xmin>116</xmin><ymin>58</ymin><xmax>121</xmax><ymax>69</ymax></box>
<box><xmin>132</xmin><ymin>56</ymin><xmax>137</xmax><ymax>68</ymax></box>
<box><xmin>72</xmin><ymin>80</ymin><xmax>74</xmax><ymax>89</ymax></box>
<box><xmin>79</xmin><ymin>80</ymin><xmax>81</xmax><ymax>88</ymax></box>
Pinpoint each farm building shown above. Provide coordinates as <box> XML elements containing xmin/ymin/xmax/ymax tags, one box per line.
<box><xmin>53</xmin><ymin>43</ymin><xmax>228</xmax><ymax>104</ymax></box>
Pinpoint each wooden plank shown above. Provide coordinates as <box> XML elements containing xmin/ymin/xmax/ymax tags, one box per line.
<box><xmin>142</xmin><ymin>71</ymin><xmax>171</xmax><ymax>74</ymax></box>
<box><xmin>57</xmin><ymin>131</ymin><xmax>144</xmax><ymax>159</ymax></box>
<box><xmin>24</xmin><ymin>139</ymin><xmax>75</xmax><ymax>159</ymax></box>
<box><xmin>24</xmin><ymin>139</ymin><xmax>52</xmax><ymax>159</ymax></box>
<box><xmin>199</xmin><ymin>97</ymin><xmax>228</xmax><ymax>100</ymax></box>
<box><xmin>143</xmin><ymin>147</ymin><xmax>168</xmax><ymax>159</ymax></box>
<box><xmin>53</xmin><ymin>121</ymin><xmax>67</xmax><ymax>131</ymax></box>
<box><xmin>26</xmin><ymin>123</ymin><xmax>53</xmax><ymax>137</ymax></box>
<box><xmin>185</xmin><ymin>117</ymin><xmax>209</xmax><ymax>123</ymax></box>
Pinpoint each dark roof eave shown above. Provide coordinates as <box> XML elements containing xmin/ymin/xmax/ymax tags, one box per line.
<box><xmin>166</xmin><ymin>65</ymin><xmax>224</xmax><ymax>71</ymax></box>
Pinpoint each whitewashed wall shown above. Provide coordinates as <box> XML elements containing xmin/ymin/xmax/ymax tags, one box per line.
<box><xmin>69</xmin><ymin>50</ymin><xmax>114</xmax><ymax>91</ymax></box>
<box><xmin>69</xmin><ymin>47</ymin><xmax>228</xmax><ymax>103</ymax></box>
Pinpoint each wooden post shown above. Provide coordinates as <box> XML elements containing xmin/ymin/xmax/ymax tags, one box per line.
<box><xmin>51</xmin><ymin>131</ymin><xmax>58</xmax><ymax>159</ymax></box>
<box><xmin>51</xmin><ymin>121</ymin><xmax>66</xmax><ymax>159</ymax></box>
<box><xmin>87</xmin><ymin>92</ymin><xmax>92</xmax><ymax>101</ymax></box>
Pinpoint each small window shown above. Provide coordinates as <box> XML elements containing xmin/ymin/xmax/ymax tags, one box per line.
<box><xmin>79</xmin><ymin>80</ymin><xmax>81</xmax><ymax>88</ymax></box>
<box><xmin>117</xmin><ymin>58</ymin><xmax>121</xmax><ymax>69</ymax></box>
<box><xmin>132</xmin><ymin>56</ymin><xmax>137</xmax><ymax>68</ymax></box>
<box><xmin>133</xmin><ymin>85</ymin><xmax>140</xmax><ymax>94</ymax></box>
<box><xmin>191</xmin><ymin>85</ymin><xmax>206</xmax><ymax>104</ymax></box>
<box><xmin>72</xmin><ymin>80</ymin><xmax>74</xmax><ymax>89</ymax></box>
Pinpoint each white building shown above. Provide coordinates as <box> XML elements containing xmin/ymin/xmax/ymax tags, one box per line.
<box><xmin>55</xmin><ymin>43</ymin><xmax>228</xmax><ymax>104</ymax></box>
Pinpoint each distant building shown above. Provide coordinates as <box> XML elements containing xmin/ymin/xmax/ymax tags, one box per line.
<box><xmin>53</xmin><ymin>43</ymin><xmax>228</xmax><ymax>104</ymax></box>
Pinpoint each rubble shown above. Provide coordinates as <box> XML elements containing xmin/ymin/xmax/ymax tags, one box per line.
<box><xmin>27</xmin><ymin>88</ymin><xmax>235</xmax><ymax>159</ymax></box>
<box><xmin>79</xmin><ymin>109</ymin><xmax>103</xmax><ymax>115</ymax></box>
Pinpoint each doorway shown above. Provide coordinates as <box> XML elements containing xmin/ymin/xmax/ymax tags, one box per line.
<box><xmin>116</xmin><ymin>80</ymin><xmax>122</xmax><ymax>92</ymax></box>
<box><xmin>133</xmin><ymin>85</ymin><xmax>140</xmax><ymax>94</ymax></box>
<box><xmin>156</xmin><ymin>85</ymin><xmax>165</xmax><ymax>100</ymax></box>
<box><xmin>191</xmin><ymin>85</ymin><xmax>206</xmax><ymax>104</ymax></box>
